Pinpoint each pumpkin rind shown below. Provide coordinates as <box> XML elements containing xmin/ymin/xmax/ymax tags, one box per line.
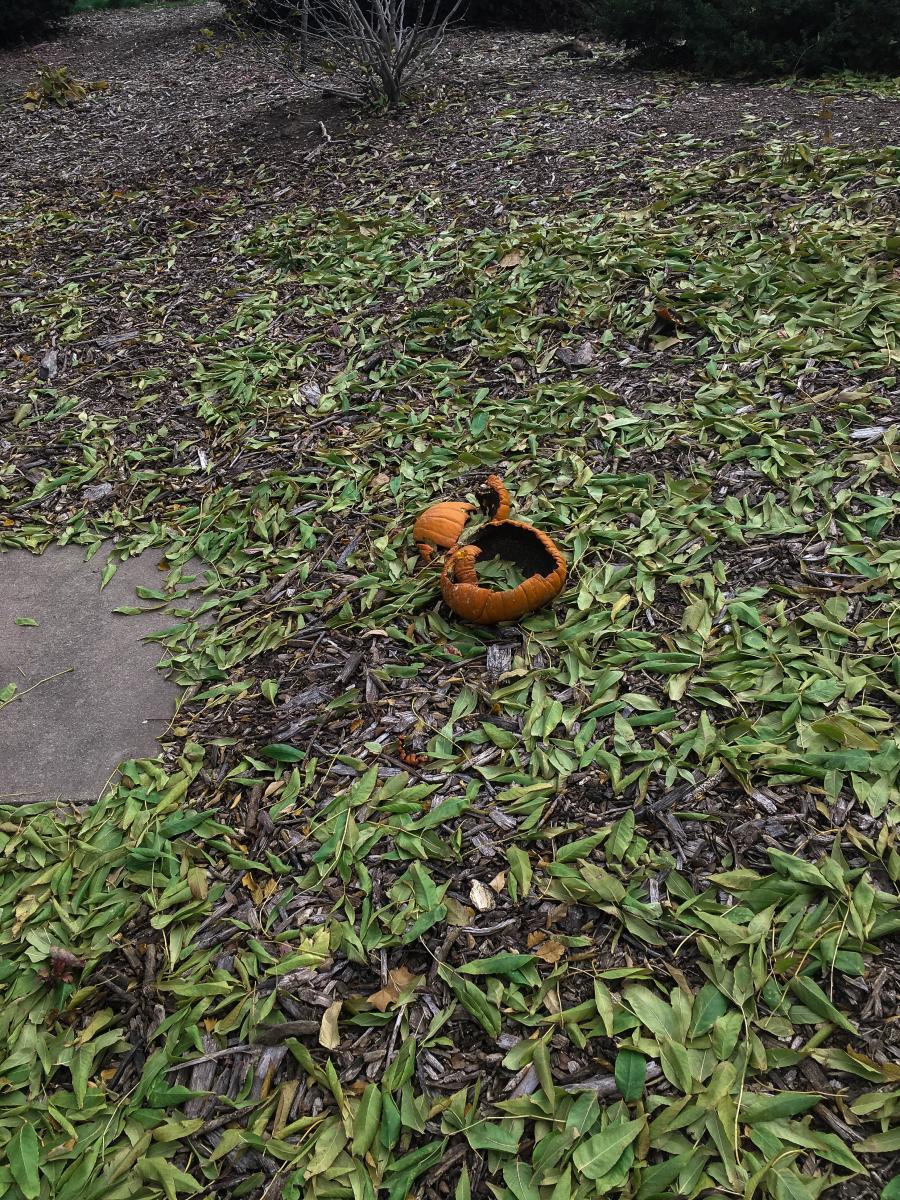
<box><xmin>478</xmin><ymin>474</ymin><xmax>511</xmax><ymax>521</ymax></box>
<box><xmin>441</xmin><ymin>520</ymin><xmax>566</xmax><ymax>624</ymax></box>
<box><xmin>414</xmin><ymin>500</ymin><xmax>476</xmax><ymax>559</ymax></box>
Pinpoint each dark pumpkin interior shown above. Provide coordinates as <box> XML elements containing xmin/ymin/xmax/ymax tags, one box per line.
<box><xmin>467</xmin><ymin>522</ymin><xmax>557</xmax><ymax>577</ymax></box>
<box><xmin>476</xmin><ymin>480</ymin><xmax>504</xmax><ymax>519</ymax></box>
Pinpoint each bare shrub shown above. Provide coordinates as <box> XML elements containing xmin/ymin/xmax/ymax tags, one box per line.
<box><xmin>226</xmin><ymin>0</ymin><xmax>462</xmax><ymax>107</ymax></box>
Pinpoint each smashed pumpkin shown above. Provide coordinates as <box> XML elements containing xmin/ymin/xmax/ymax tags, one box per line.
<box><xmin>441</xmin><ymin>519</ymin><xmax>567</xmax><ymax>624</ymax></box>
<box><xmin>413</xmin><ymin>474</ymin><xmax>511</xmax><ymax>560</ymax></box>
<box><xmin>413</xmin><ymin>500</ymin><xmax>476</xmax><ymax>561</ymax></box>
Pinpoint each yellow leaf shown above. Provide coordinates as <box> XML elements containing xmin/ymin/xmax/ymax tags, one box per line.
<box><xmin>12</xmin><ymin>893</ymin><xmax>39</xmax><ymax>936</ymax></box>
<box><xmin>445</xmin><ymin>897</ymin><xmax>474</xmax><ymax>927</ymax></box>
<box><xmin>319</xmin><ymin>1000</ymin><xmax>342</xmax><ymax>1049</ymax></box>
<box><xmin>272</xmin><ymin>1080</ymin><xmax>299</xmax><ymax>1135</ymax></box>
<box><xmin>187</xmin><ymin>867</ymin><xmax>208</xmax><ymax>901</ymax></box>
<box><xmin>241</xmin><ymin>871</ymin><xmax>273</xmax><ymax>905</ymax></box>
<box><xmin>611</xmin><ymin>593</ymin><xmax>631</xmax><ymax>620</ymax></box>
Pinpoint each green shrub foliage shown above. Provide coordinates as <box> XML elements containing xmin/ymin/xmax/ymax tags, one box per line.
<box><xmin>595</xmin><ymin>0</ymin><xmax>900</xmax><ymax>74</ymax></box>
<box><xmin>461</xmin><ymin>0</ymin><xmax>597</xmax><ymax>29</ymax></box>
<box><xmin>226</xmin><ymin>0</ymin><xmax>596</xmax><ymax>34</ymax></box>
<box><xmin>0</xmin><ymin>0</ymin><xmax>75</xmax><ymax>45</ymax></box>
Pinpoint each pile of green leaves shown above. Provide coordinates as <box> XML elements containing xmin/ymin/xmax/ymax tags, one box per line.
<box><xmin>22</xmin><ymin>66</ymin><xmax>109</xmax><ymax>110</ymax></box>
<box><xmin>1</xmin><ymin>136</ymin><xmax>899</xmax><ymax>1199</ymax></box>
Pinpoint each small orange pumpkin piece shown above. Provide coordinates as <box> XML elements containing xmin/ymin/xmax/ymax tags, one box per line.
<box><xmin>476</xmin><ymin>475</ymin><xmax>511</xmax><ymax>521</ymax></box>
<box><xmin>413</xmin><ymin>500</ymin><xmax>476</xmax><ymax>561</ymax></box>
<box><xmin>413</xmin><ymin>473</ymin><xmax>510</xmax><ymax>561</ymax></box>
<box><xmin>441</xmin><ymin>519</ymin><xmax>566</xmax><ymax>625</ymax></box>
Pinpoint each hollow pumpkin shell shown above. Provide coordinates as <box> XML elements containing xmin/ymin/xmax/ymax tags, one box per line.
<box><xmin>441</xmin><ymin>519</ymin><xmax>566</xmax><ymax>624</ymax></box>
<box><xmin>413</xmin><ymin>500</ymin><xmax>476</xmax><ymax>560</ymax></box>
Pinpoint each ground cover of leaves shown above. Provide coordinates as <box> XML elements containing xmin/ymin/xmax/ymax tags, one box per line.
<box><xmin>1</xmin><ymin>5</ymin><xmax>899</xmax><ymax>1199</ymax></box>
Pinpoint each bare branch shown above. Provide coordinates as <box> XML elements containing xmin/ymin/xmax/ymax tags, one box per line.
<box><xmin>225</xmin><ymin>0</ymin><xmax>463</xmax><ymax>107</ymax></box>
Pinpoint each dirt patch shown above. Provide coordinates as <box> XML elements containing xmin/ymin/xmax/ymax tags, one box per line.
<box><xmin>230</xmin><ymin>94</ymin><xmax>351</xmax><ymax>152</ymax></box>
<box><xmin>1</xmin><ymin>4</ymin><xmax>898</xmax><ymax>207</ymax></box>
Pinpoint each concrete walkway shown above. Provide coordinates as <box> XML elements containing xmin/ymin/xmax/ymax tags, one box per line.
<box><xmin>0</xmin><ymin>544</ymin><xmax>198</xmax><ymax>804</ymax></box>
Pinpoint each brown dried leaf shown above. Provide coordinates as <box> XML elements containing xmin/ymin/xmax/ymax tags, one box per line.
<box><xmin>534</xmin><ymin>939</ymin><xmax>566</xmax><ymax>964</ymax></box>
<box><xmin>367</xmin><ymin>966</ymin><xmax>421</xmax><ymax>1012</ymax></box>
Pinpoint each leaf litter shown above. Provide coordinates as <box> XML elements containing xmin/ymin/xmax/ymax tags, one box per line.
<box><xmin>0</xmin><ymin>5</ymin><xmax>899</xmax><ymax>1199</ymax></box>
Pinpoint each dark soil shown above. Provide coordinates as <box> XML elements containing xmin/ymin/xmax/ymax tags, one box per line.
<box><xmin>2</xmin><ymin>1</ymin><xmax>898</xmax><ymax>207</ymax></box>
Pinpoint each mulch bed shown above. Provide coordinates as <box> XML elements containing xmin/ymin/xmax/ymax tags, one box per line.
<box><xmin>1</xmin><ymin>6</ymin><xmax>899</xmax><ymax>1199</ymax></box>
